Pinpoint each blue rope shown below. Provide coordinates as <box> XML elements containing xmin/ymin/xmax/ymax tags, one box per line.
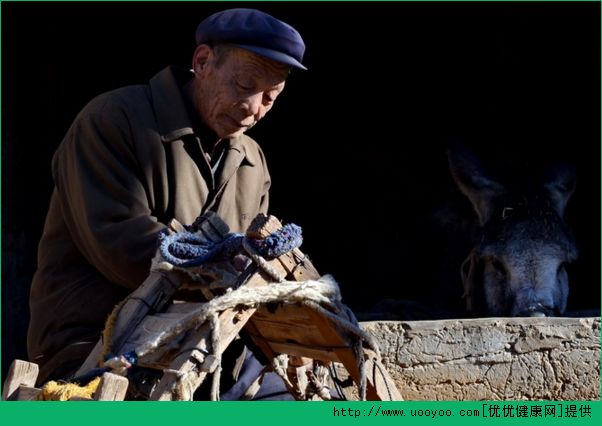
<box><xmin>159</xmin><ymin>224</ymin><xmax>303</xmax><ymax>267</ymax></box>
<box><xmin>249</xmin><ymin>223</ymin><xmax>303</xmax><ymax>258</ymax></box>
<box><xmin>158</xmin><ymin>231</ymin><xmax>244</xmax><ymax>266</ymax></box>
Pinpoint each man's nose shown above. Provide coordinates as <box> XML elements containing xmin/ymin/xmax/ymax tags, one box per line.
<box><xmin>240</xmin><ymin>92</ymin><xmax>264</xmax><ymax>118</ymax></box>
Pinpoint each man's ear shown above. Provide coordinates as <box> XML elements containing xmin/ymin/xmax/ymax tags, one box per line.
<box><xmin>191</xmin><ymin>44</ymin><xmax>213</xmax><ymax>75</ymax></box>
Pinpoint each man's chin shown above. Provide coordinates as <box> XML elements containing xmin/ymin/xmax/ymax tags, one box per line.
<box><xmin>216</xmin><ymin>117</ymin><xmax>251</xmax><ymax>139</ymax></box>
<box><xmin>215</xmin><ymin>120</ymin><xmax>247</xmax><ymax>138</ymax></box>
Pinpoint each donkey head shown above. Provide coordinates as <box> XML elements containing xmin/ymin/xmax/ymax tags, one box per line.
<box><xmin>448</xmin><ymin>145</ymin><xmax>578</xmax><ymax>317</ymax></box>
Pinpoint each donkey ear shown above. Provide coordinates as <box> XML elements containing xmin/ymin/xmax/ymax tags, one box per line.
<box><xmin>447</xmin><ymin>144</ymin><xmax>506</xmax><ymax>226</ymax></box>
<box><xmin>542</xmin><ymin>163</ymin><xmax>576</xmax><ymax>218</ymax></box>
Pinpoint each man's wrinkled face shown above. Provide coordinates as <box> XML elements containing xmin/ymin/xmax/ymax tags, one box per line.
<box><xmin>193</xmin><ymin>45</ymin><xmax>289</xmax><ymax>139</ymax></box>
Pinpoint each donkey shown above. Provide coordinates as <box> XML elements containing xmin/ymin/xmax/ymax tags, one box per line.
<box><xmin>448</xmin><ymin>145</ymin><xmax>578</xmax><ymax>317</ymax></box>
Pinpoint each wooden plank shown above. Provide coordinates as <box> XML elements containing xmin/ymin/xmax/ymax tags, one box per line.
<box><xmin>126</xmin><ymin>314</ymin><xmax>184</xmax><ymax>346</ymax></box>
<box><xmin>242</xmin><ymin>319</ymin><xmax>278</xmax><ymax>360</ymax></box>
<box><xmin>363</xmin><ymin>349</ymin><xmax>403</xmax><ymax>401</ymax></box>
<box><xmin>252</xmin><ymin>304</ymin><xmax>339</xmax><ymax>348</ymax></box>
<box><xmin>123</xmin><ymin>313</ymin><xmax>185</xmax><ymax>367</ymax></box>
<box><xmin>6</xmin><ymin>385</ymin><xmax>41</xmax><ymax>401</ymax></box>
<box><xmin>94</xmin><ymin>372</ymin><xmax>129</xmax><ymax>400</ymax></box>
<box><xmin>302</xmin><ymin>307</ymin><xmax>391</xmax><ymax>400</ymax></box>
<box><xmin>267</xmin><ymin>342</ymin><xmax>342</xmax><ymax>363</ymax></box>
<box><xmin>251</xmin><ymin>299</ymin><xmax>342</xmax><ymax>355</ymax></box>
<box><xmin>300</xmin><ymin>308</ymin><xmax>402</xmax><ymax>400</ymax></box>
<box><xmin>191</xmin><ymin>211</ymin><xmax>231</xmax><ymax>243</ymax></box>
<box><xmin>165</xmin><ymin>302</ymin><xmax>204</xmax><ymax>314</ymax></box>
<box><xmin>2</xmin><ymin>359</ymin><xmax>39</xmax><ymax>400</ymax></box>
<box><xmin>108</xmin><ymin>271</ymin><xmax>183</xmax><ymax>354</ymax></box>
<box><xmin>148</xmin><ymin>321</ymin><xmax>214</xmax><ymax>400</ymax></box>
<box><xmin>261</xmin><ymin>324</ymin><xmax>400</xmax><ymax>400</ymax></box>
<box><xmin>252</xmin><ymin>303</ymin><xmax>314</xmax><ymax>323</ymax></box>
<box><xmin>299</xmin><ymin>307</ymin><xmax>373</xmax><ymax>393</ymax></box>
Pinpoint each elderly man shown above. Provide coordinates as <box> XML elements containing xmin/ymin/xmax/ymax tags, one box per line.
<box><xmin>27</xmin><ymin>8</ymin><xmax>306</xmax><ymax>397</ymax></box>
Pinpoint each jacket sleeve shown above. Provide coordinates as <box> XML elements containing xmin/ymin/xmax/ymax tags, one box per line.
<box><xmin>52</xmin><ymin>96</ymin><xmax>166</xmax><ymax>289</ymax></box>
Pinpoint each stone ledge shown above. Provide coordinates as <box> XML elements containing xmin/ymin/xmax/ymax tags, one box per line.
<box><xmin>362</xmin><ymin>317</ymin><xmax>600</xmax><ymax>400</ymax></box>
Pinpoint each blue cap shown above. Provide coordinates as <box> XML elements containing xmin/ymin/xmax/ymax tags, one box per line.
<box><xmin>195</xmin><ymin>8</ymin><xmax>307</xmax><ymax>70</ymax></box>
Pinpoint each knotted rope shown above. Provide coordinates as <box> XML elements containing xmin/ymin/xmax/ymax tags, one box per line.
<box><xmin>157</xmin><ymin>223</ymin><xmax>303</xmax><ymax>267</ymax></box>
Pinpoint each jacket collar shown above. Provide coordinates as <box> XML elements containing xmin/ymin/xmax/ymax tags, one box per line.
<box><xmin>149</xmin><ymin>66</ymin><xmax>257</xmax><ymax>167</ymax></box>
<box><xmin>149</xmin><ymin>66</ymin><xmax>195</xmax><ymax>143</ymax></box>
<box><xmin>226</xmin><ymin>135</ymin><xmax>258</xmax><ymax>167</ymax></box>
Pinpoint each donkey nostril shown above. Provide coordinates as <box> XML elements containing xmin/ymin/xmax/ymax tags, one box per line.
<box><xmin>525</xmin><ymin>303</ymin><xmax>555</xmax><ymax>317</ymax></box>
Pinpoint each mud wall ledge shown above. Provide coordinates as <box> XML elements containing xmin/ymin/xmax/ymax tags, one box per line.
<box><xmin>362</xmin><ymin>317</ymin><xmax>600</xmax><ymax>400</ymax></box>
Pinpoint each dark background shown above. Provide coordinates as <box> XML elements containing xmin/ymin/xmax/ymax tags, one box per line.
<box><xmin>2</xmin><ymin>1</ymin><xmax>600</xmax><ymax>379</ymax></box>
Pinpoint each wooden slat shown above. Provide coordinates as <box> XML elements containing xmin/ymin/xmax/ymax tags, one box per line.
<box><xmin>242</xmin><ymin>319</ymin><xmax>278</xmax><ymax>360</ymax></box>
<box><xmin>94</xmin><ymin>372</ymin><xmax>129</xmax><ymax>400</ymax></box>
<box><xmin>2</xmin><ymin>359</ymin><xmax>39</xmax><ymax>400</ymax></box>
<box><xmin>125</xmin><ymin>313</ymin><xmax>185</xmax><ymax>369</ymax></box>
<box><xmin>251</xmin><ymin>308</ymin><xmax>324</xmax><ymax>345</ymax></box>
<box><xmin>267</xmin><ymin>341</ymin><xmax>342</xmax><ymax>363</ymax></box>
<box><xmin>126</xmin><ymin>314</ymin><xmax>184</xmax><ymax>346</ymax></box>
<box><xmin>6</xmin><ymin>385</ymin><xmax>41</xmax><ymax>401</ymax></box>
<box><xmin>363</xmin><ymin>349</ymin><xmax>403</xmax><ymax>401</ymax></box>
<box><xmin>108</xmin><ymin>271</ymin><xmax>183</xmax><ymax>354</ymax></box>
<box><xmin>165</xmin><ymin>302</ymin><xmax>204</xmax><ymax>314</ymax></box>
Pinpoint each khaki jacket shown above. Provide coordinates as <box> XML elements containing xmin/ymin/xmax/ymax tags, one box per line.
<box><xmin>27</xmin><ymin>67</ymin><xmax>271</xmax><ymax>379</ymax></box>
